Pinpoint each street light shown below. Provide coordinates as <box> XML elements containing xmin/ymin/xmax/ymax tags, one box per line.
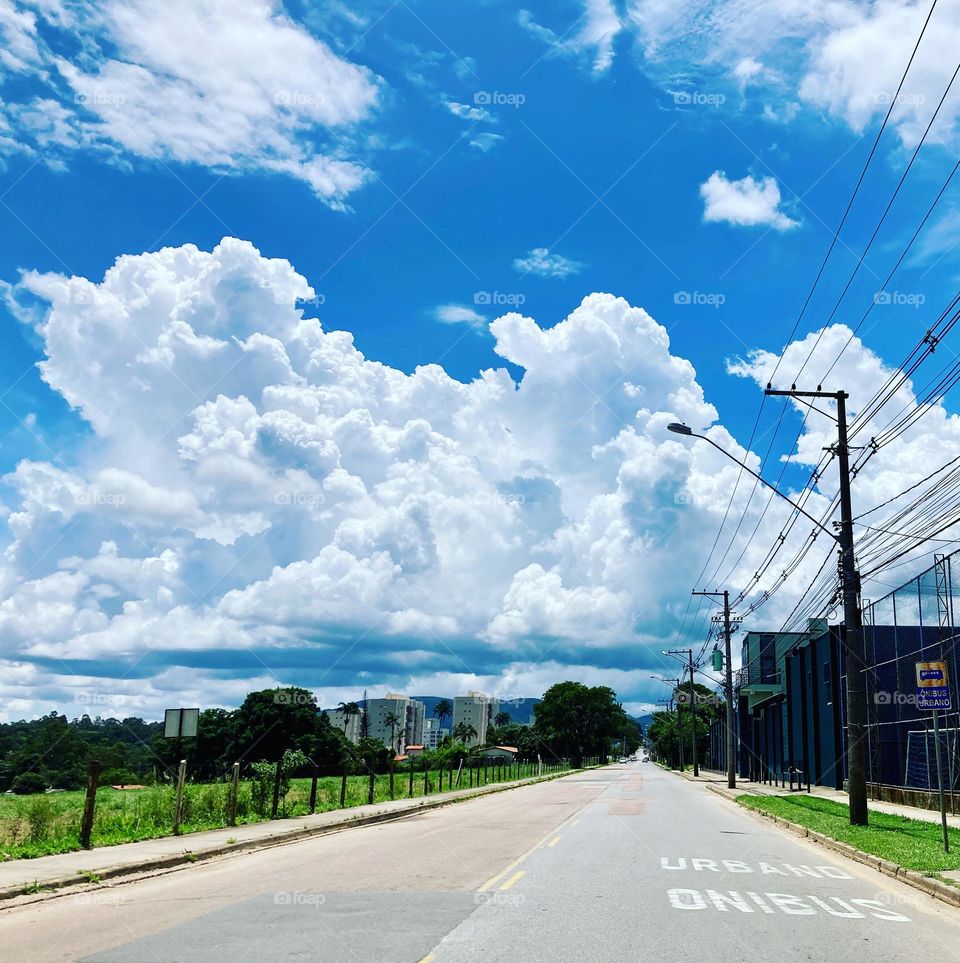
<box><xmin>669</xmin><ymin>411</ymin><xmax>870</xmax><ymax>827</ymax></box>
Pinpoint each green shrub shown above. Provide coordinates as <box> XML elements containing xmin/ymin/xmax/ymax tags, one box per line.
<box><xmin>11</xmin><ymin>773</ymin><xmax>47</xmax><ymax>795</ymax></box>
<box><xmin>26</xmin><ymin>797</ymin><xmax>57</xmax><ymax>843</ymax></box>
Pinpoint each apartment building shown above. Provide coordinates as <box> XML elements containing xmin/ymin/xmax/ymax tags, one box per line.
<box><xmin>452</xmin><ymin>691</ymin><xmax>499</xmax><ymax>747</ymax></box>
<box><xmin>367</xmin><ymin>693</ymin><xmax>425</xmax><ymax>750</ymax></box>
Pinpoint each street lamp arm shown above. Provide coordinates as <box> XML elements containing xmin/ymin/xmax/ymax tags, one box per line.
<box><xmin>668</xmin><ymin>425</ymin><xmax>838</xmax><ymax>543</ymax></box>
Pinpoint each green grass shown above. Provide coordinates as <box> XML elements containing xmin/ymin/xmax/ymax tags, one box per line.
<box><xmin>0</xmin><ymin>761</ymin><xmax>557</xmax><ymax>861</ymax></box>
<box><xmin>738</xmin><ymin>793</ymin><xmax>960</xmax><ymax>875</ymax></box>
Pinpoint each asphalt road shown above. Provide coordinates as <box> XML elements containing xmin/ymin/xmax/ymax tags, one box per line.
<box><xmin>3</xmin><ymin>764</ymin><xmax>959</xmax><ymax>962</ymax></box>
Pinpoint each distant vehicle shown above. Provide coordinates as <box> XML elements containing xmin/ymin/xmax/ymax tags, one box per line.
<box><xmin>618</xmin><ymin>756</ymin><xmax>629</xmax><ymax>763</ymax></box>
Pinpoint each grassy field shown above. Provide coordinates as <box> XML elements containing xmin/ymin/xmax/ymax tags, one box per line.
<box><xmin>738</xmin><ymin>793</ymin><xmax>960</xmax><ymax>875</ymax></box>
<box><xmin>1</xmin><ymin>762</ymin><xmax>553</xmax><ymax>861</ymax></box>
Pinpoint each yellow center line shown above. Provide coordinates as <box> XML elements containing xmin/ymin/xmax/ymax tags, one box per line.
<box><xmin>499</xmin><ymin>870</ymin><xmax>525</xmax><ymax>891</ymax></box>
<box><xmin>417</xmin><ymin>956</ymin><xmax>434</xmax><ymax>963</ymax></box>
<box><xmin>547</xmin><ymin>836</ymin><xmax>561</xmax><ymax>847</ymax></box>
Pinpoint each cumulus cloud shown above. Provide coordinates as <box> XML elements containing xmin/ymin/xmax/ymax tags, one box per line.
<box><xmin>0</xmin><ymin>0</ymin><xmax>380</xmax><ymax>205</ymax></box>
<box><xmin>700</xmin><ymin>170</ymin><xmax>799</xmax><ymax>230</ymax></box>
<box><xmin>513</xmin><ymin>247</ymin><xmax>586</xmax><ymax>278</ymax></box>
<box><xmin>3</xmin><ymin>237</ymin><xmax>953</xmax><ymax>721</ymax></box>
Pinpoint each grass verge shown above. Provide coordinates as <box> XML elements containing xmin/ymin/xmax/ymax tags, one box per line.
<box><xmin>738</xmin><ymin>793</ymin><xmax>960</xmax><ymax>875</ymax></box>
<box><xmin>1</xmin><ymin>764</ymin><xmax>563</xmax><ymax>861</ymax></box>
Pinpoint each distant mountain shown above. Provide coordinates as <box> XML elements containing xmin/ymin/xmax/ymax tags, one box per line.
<box><xmin>635</xmin><ymin>714</ymin><xmax>655</xmax><ymax>733</ymax></box>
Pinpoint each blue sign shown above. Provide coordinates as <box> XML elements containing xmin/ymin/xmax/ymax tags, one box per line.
<box><xmin>916</xmin><ymin>662</ymin><xmax>952</xmax><ymax>711</ymax></box>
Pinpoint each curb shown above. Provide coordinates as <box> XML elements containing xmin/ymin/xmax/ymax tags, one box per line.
<box><xmin>0</xmin><ymin>768</ymin><xmax>588</xmax><ymax>905</ymax></box>
<box><xmin>701</xmin><ymin>782</ymin><xmax>960</xmax><ymax>910</ymax></box>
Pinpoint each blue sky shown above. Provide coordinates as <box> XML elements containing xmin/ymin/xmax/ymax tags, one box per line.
<box><xmin>2</xmin><ymin>0</ymin><xmax>960</xmax><ymax>720</ymax></box>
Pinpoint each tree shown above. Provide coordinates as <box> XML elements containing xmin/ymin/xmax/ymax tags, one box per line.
<box><xmin>433</xmin><ymin>699</ymin><xmax>452</xmax><ymax>730</ymax></box>
<box><xmin>230</xmin><ymin>687</ymin><xmax>319</xmax><ymax>763</ymax></box>
<box><xmin>384</xmin><ymin>711</ymin><xmax>402</xmax><ymax>753</ymax></box>
<box><xmin>452</xmin><ymin>722</ymin><xmax>477</xmax><ymax>744</ymax></box>
<box><xmin>646</xmin><ymin>683</ymin><xmax>722</xmax><ymax>769</ymax></box>
<box><xmin>494</xmin><ymin>711</ymin><xmax>511</xmax><ymax>728</ymax></box>
<box><xmin>534</xmin><ymin>682</ymin><xmax>631</xmax><ymax>766</ymax></box>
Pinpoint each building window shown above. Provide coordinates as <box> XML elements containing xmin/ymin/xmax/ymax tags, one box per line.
<box><xmin>760</xmin><ymin>635</ymin><xmax>777</xmax><ymax>684</ymax></box>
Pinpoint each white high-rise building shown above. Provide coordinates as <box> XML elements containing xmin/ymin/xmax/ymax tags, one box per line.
<box><xmin>366</xmin><ymin>694</ymin><xmax>425</xmax><ymax>750</ymax></box>
<box><xmin>423</xmin><ymin>718</ymin><xmax>449</xmax><ymax>749</ymax></box>
<box><xmin>327</xmin><ymin>708</ymin><xmax>364</xmax><ymax>744</ymax></box>
<box><xmin>452</xmin><ymin>691</ymin><xmax>499</xmax><ymax>747</ymax></box>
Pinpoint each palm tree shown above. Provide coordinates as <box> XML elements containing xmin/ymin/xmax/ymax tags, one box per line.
<box><xmin>452</xmin><ymin>722</ymin><xmax>477</xmax><ymax>745</ymax></box>
<box><xmin>494</xmin><ymin>711</ymin><xmax>511</xmax><ymax>728</ymax></box>
<box><xmin>433</xmin><ymin>699</ymin><xmax>452</xmax><ymax>731</ymax></box>
<box><xmin>337</xmin><ymin>701</ymin><xmax>360</xmax><ymax>735</ymax></box>
<box><xmin>384</xmin><ymin>711</ymin><xmax>402</xmax><ymax>753</ymax></box>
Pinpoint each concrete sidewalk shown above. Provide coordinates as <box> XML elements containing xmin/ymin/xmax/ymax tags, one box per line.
<box><xmin>0</xmin><ymin>770</ymin><xmax>579</xmax><ymax>902</ymax></box>
<box><xmin>679</xmin><ymin>767</ymin><xmax>960</xmax><ymax>828</ymax></box>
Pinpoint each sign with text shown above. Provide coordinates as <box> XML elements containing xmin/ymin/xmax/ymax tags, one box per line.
<box><xmin>915</xmin><ymin>662</ymin><xmax>951</xmax><ymax>710</ymax></box>
<box><xmin>164</xmin><ymin>707</ymin><xmax>200</xmax><ymax>739</ymax></box>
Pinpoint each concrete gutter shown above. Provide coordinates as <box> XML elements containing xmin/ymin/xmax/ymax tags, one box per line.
<box><xmin>0</xmin><ymin>768</ymin><xmax>590</xmax><ymax>905</ymax></box>
<box><xmin>700</xmin><ymin>780</ymin><xmax>960</xmax><ymax>911</ymax></box>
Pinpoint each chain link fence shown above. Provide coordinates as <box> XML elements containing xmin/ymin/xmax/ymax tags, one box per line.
<box><xmin>859</xmin><ymin>552</ymin><xmax>960</xmax><ymax>809</ymax></box>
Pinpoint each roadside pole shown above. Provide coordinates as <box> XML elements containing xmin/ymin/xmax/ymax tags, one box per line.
<box><xmin>694</xmin><ymin>590</ymin><xmax>738</xmax><ymax>789</ymax></box>
<box><xmin>917</xmin><ymin>658</ymin><xmax>951</xmax><ymax>851</ymax></box>
<box><xmin>80</xmin><ymin>760</ymin><xmax>101</xmax><ymax>849</ymax></box>
<box><xmin>173</xmin><ymin>759</ymin><xmax>187</xmax><ymax>836</ymax></box>
<box><xmin>933</xmin><ymin>709</ymin><xmax>949</xmax><ymax>852</ymax></box>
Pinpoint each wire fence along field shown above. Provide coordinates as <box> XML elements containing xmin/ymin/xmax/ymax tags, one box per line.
<box><xmin>858</xmin><ymin>551</ymin><xmax>960</xmax><ymax>807</ymax></box>
<box><xmin>1</xmin><ymin>758</ymin><xmax>576</xmax><ymax>861</ymax></box>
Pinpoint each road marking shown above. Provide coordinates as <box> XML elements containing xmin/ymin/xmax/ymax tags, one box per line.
<box><xmin>476</xmin><ymin>784</ymin><xmax>598</xmax><ymax>891</ymax></box>
<box><xmin>500</xmin><ymin>871</ymin><xmax>525</xmax><ymax>891</ymax></box>
<box><xmin>547</xmin><ymin>836</ymin><xmax>561</xmax><ymax>847</ymax></box>
<box><xmin>417</xmin><ymin>956</ymin><xmax>434</xmax><ymax>963</ymax></box>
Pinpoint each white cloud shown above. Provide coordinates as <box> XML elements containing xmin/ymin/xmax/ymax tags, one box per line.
<box><xmin>519</xmin><ymin>0</ymin><xmax>623</xmax><ymax>74</ymax></box>
<box><xmin>513</xmin><ymin>247</ymin><xmax>586</xmax><ymax>278</ymax></box>
<box><xmin>699</xmin><ymin>170</ymin><xmax>799</xmax><ymax>230</ymax></box>
<box><xmin>518</xmin><ymin>1</ymin><xmax>960</xmax><ymax>152</ymax></box>
<box><xmin>0</xmin><ymin>0</ymin><xmax>381</xmax><ymax>205</ymax></box>
<box><xmin>4</xmin><ymin>236</ymin><xmax>956</xmax><ymax>720</ymax></box>
<box><xmin>468</xmin><ymin>131</ymin><xmax>505</xmax><ymax>152</ymax></box>
<box><xmin>446</xmin><ymin>100</ymin><xmax>492</xmax><ymax>123</ymax></box>
<box><xmin>435</xmin><ymin>304</ymin><xmax>486</xmax><ymax>326</ymax></box>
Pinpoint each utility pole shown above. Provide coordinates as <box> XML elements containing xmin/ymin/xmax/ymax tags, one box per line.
<box><xmin>666</xmin><ymin>649</ymin><xmax>698</xmax><ymax>776</ymax></box>
<box><xmin>694</xmin><ymin>590</ymin><xmax>736</xmax><ymax>789</ymax></box>
<box><xmin>653</xmin><ymin>677</ymin><xmax>682</xmax><ymax>769</ymax></box>
<box><xmin>766</xmin><ymin>386</ymin><xmax>868</xmax><ymax>826</ymax></box>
